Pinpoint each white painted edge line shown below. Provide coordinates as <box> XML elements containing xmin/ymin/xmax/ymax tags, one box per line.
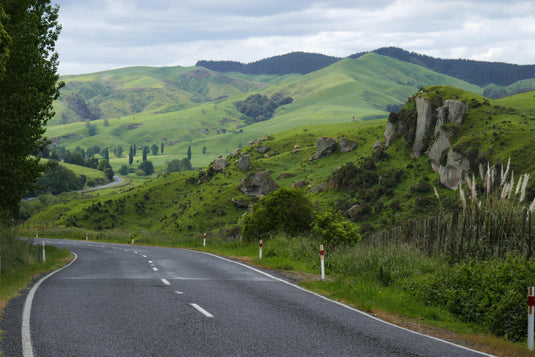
<box><xmin>191</xmin><ymin>303</ymin><xmax>214</xmax><ymax>318</ymax></box>
<box><xmin>194</xmin><ymin>250</ymin><xmax>493</xmax><ymax>357</ymax></box>
<box><xmin>22</xmin><ymin>252</ymin><xmax>78</xmax><ymax>357</ymax></box>
<box><xmin>161</xmin><ymin>279</ymin><xmax>170</xmax><ymax>285</ymax></box>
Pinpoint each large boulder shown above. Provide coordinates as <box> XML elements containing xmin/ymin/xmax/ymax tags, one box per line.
<box><xmin>239</xmin><ymin>172</ymin><xmax>278</xmax><ymax>196</ymax></box>
<box><xmin>238</xmin><ymin>154</ymin><xmax>251</xmax><ymax>171</ymax></box>
<box><xmin>339</xmin><ymin>137</ymin><xmax>357</xmax><ymax>153</ymax></box>
<box><xmin>313</xmin><ymin>137</ymin><xmax>337</xmax><ymax>159</ymax></box>
<box><xmin>213</xmin><ymin>158</ymin><xmax>230</xmax><ymax>171</ymax></box>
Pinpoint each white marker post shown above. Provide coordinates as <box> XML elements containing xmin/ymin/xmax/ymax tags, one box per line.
<box><xmin>42</xmin><ymin>241</ymin><xmax>46</xmax><ymax>263</ymax></box>
<box><xmin>86</xmin><ymin>232</ymin><xmax>88</xmax><ymax>241</ymax></box>
<box><xmin>529</xmin><ymin>286</ymin><xmax>534</xmax><ymax>351</ymax></box>
<box><xmin>131</xmin><ymin>234</ymin><xmax>135</xmax><ymax>245</ymax></box>
<box><xmin>203</xmin><ymin>233</ymin><xmax>206</xmax><ymax>247</ymax></box>
<box><xmin>320</xmin><ymin>244</ymin><xmax>325</xmax><ymax>280</ymax></box>
<box><xmin>259</xmin><ymin>240</ymin><xmax>263</xmax><ymax>259</ymax></box>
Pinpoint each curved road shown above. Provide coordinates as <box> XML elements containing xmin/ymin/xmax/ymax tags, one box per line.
<box><xmin>1</xmin><ymin>239</ymin><xmax>492</xmax><ymax>356</ymax></box>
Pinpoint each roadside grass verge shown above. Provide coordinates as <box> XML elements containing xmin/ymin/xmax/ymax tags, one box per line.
<box><xmin>0</xmin><ymin>245</ymin><xmax>72</xmax><ymax>311</ymax></box>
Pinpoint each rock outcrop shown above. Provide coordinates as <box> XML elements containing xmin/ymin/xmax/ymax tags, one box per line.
<box><xmin>339</xmin><ymin>137</ymin><xmax>357</xmax><ymax>153</ymax></box>
<box><xmin>239</xmin><ymin>172</ymin><xmax>278</xmax><ymax>196</ymax></box>
<box><xmin>212</xmin><ymin>158</ymin><xmax>230</xmax><ymax>171</ymax></box>
<box><xmin>314</xmin><ymin>137</ymin><xmax>338</xmax><ymax>159</ymax></box>
<box><xmin>238</xmin><ymin>154</ymin><xmax>251</xmax><ymax>171</ymax></box>
<box><xmin>384</xmin><ymin>95</ymin><xmax>469</xmax><ymax>190</ymax></box>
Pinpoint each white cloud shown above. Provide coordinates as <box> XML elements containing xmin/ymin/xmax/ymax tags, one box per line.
<box><xmin>54</xmin><ymin>0</ymin><xmax>535</xmax><ymax>74</ymax></box>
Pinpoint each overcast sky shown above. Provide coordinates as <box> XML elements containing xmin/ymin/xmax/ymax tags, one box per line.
<box><xmin>55</xmin><ymin>0</ymin><xmax>535</xmax><ymax>75</ymax></box>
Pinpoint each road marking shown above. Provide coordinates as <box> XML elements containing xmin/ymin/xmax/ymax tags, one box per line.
<box><xmin>152</xmin><ymin>267</ymin><xmax>158</xmax><ymax>271</ymax></box>
<box><xmin>142</xmin><ymin>255</ymin><xmax>147</xmax><ymax>258</ymax></box>
<box><xmin>175</xmin><ymin>290</ymin><xmax>184</xmax><ymax>295</ymax></box>
<box><xmin>22</xmin><ymin>252</ymin><xmax>78</xmax><ymax>357</ymax></box>
<box><xmin>191</xmin><ymin>303</ymin><xmax>213</xmax><ymax>318</ymax></box>
<box><xmin>161</xmin><ymin>279</ymin><xmax>170</xmax><ymax>285</ymax></box>
<box><xmin>148</xmin><ymin>260</ymin><xmax>153</xmax><ymax>264</ymax></box>
<box><xmin>194</xmin><ymin>250</ymin><xmax>493</xmax><ymax>357</ymax></box>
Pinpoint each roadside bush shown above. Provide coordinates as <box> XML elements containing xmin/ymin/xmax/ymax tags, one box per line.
<box><xmin>413</xmin><ymin>257</ymin><xmax>533</xmax><ymax>341</ymax></box>
<box><xmin>312</xmin><ymin>210</ymin><xmax>361</xmax><ymax>247</ymax></box>
<box><xmin>240</xmin><ymin>187</ymin><xmax>314</xmax><ymax>241</ymax></box>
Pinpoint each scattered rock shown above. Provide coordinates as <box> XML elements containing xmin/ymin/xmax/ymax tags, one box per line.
<box><xmin>313</xmin><ymin>137</ymin><xmax>337</xmax><ymax>159</ymax></box>
<box><xmin>373</xmin><ymin>140</ymin><xmax>383</xmax><ymax>152</ymax></box>
<box><xmin>212</xmin><ymin>158</ymin><xmax>230</xmax><ymax>171</ymax></box>
<box><xmin>256</xmin><ymin>145</ymin><xmax>270</xmax><ymax>154</ymax></box>
<box><xmin>291</xmin><ymin>181</ymin><xmax>305</xmax><ymax>189</ymax></box>
<box><xmin>231</xmin><ymin>198</ymin><xmax>251</xmax><ymax>208</ymax></box>
<box><xmin>238</xmin><ymin>154</ymin><xmax>251</xmax><ymax>171</ymax></box>
<box><xmin>239</xmin><ymin>172</ymin><xmax>278</xmax><ymax>196</ymax></box>
<box><xmin>339</xmin><ymin>137</ymin><xmax>357</xmax><ymax>153</ymax></box>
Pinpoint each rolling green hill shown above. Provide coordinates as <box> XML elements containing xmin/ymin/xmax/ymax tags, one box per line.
<box><xmin>45</xmin><ymin>53</ymin><xmax>486</xmax><ymax>172</ymax></box>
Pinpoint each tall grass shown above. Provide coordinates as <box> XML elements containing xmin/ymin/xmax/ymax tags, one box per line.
<box><xmin>0</xmin><ymin>224</ymin><xmax>72</xmax><ymax>310</ymax></box>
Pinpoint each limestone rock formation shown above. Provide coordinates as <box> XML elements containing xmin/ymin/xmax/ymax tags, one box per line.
<box><xmin>313</xmin><ymin>137</ymin><xmax>337</xmax><ymax>159</ymax></box>
<box><xmin>384</xmin><ymin>95</ymin><xmax>470</xmax><ymax>190</ymax></box>
<box><xmin>213</xmin><ymin>158</ymin><xmax>230</xmax><ymax>171</ymax></box>
<box><xmin>339</xmin><ymin>137</ymin><xmax>357</xmax><ymax>153</ymax></box>
<box><xmin>238</xmin><ymin>154</ymin><xmax>251</xmax><ymax>171</ymax></box>
<box><xmin>239</xmin><ymin>172</ymin><xmax>278</xmax><ymax>196</ymax></box>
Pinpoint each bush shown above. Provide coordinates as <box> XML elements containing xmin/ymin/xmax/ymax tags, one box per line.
<box><xmin>414</xmin><ymin>257</ymin><xmax>534</xmax><ymax>341</ymax></box>
<box><xmin>241</xmin><ymin>187</ymin><xmax>314</xmax><ymax>240</ymax></box>
<box><xmin>311</xmin><ymin>210</ymin><xmax>361</xmax><ymax>247</ymax></box>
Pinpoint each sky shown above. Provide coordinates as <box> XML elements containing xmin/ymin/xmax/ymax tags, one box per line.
<box><xmin>55</xmin><ymin>0</ymin><xmax>535</xmax><ymax>75</ymax></box>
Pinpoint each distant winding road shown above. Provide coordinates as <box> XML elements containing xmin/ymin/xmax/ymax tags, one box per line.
<box><xmin>1</xmin><ymin>239</ymin><xmax>492</xmax><ymax>356</ymax></box>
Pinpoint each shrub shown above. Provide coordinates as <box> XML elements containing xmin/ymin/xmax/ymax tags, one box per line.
<box><xmin>311</xmin><ymin>210</ymin><xmax>361</xmax><ymax>247</ymax></box>
<box><xmin>241</xmin><ymin>187</ymin><xmax>314</xmax><ymax>240</ymax></box>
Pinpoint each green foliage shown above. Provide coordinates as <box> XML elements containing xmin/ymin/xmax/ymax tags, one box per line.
<box><xmin>0</xmin><ymin>0</ymin><xmax>62</xmax><ymax>219</ymax></box>
<box><xmin>138</xmin><ymin>160</ymin><xmax>154</xmax><ymax>175</ymax></box>
<box><xmin>241</xmin><ymin>187</ymin><xmax>314</xmax><ymax>240</ymax></box>
<box><xmin>33</xmin><ymin>164</ymin><xmax>83</xmax><ymax>195</ymax></box>
<box><xmin>167</xmin><ymin>158</ymin><xmax>192</xmax><ymax>173</ymax></box>
<box><xmin>311</xmin><ymin>210</ymin><xmax>361</xmax><ymax>247</ymax></box>
<box><xmin>235</xmin><ymin>92</ymin><xmax>293</xmax><ymax>124</ymax></box>
<box><xmin>412</xmin><ymin>257</ymin><xmax>533</xmax><ymax>341</ymax></box>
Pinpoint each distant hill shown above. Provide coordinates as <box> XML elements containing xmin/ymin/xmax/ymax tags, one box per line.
<box><xmin>197</xmin><ymin>47</ymin><xmax>535</xmax><ymax>89</ymax></box>
<box><xmin>196</xmin><ymin>52</ymin><xmax>340</xmax><ymax>75</ymax></box>
<box><xmin>363</xmin><ymin>47</ymin><xmax>535</xmax><ymax>87</ymax></box>
<box><xmin>54</xmin><ymin>66</ymin><xmax>267</xmax><ymax>125</ymax></box>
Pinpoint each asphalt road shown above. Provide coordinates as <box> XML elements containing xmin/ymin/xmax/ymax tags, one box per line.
<box><xmin>1</xmin><ymin>239</ymin><xmax>492</xmax><ymax>356</ymax></box>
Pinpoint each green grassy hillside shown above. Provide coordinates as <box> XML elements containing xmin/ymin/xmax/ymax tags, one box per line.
<box><xmin>45</xmin><ymin>53</ymin><xmax>487</xmax><ymax>173</ymax></box>
<box><xmin>31</xmin><ymin>86</ymin><xmax>535</xmax><ymax>239</ymax></box>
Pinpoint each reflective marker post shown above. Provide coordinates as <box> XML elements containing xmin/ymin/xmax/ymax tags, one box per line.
<box><xmin>42</xmin><ymin>241</ymin><xmax>46</xmax><ymax>263</ymax></box>
<box><xmin>131</xmin><ymin>234</ymin><xmax>135</xmax><ymax>245</ymax></box>
<box><xmin>529</xmin><ymin>286</ymin><xmax>534</xmax><ymax>351</ymax></box>
<box><xmin>320</xmin><ymin>245</ymin><xmax>325</xmax><ymax>280</ymax></box>
<box><xmin>86</xmin><ymin>232</ymin><xmax>88</xmax><ymax>241</ymax></box>
<box><xmin>259</xmin><ymin>240</ymin><xmax>263</xmax><ymax>259</ymax></box>
<box><xmin>203</xmin><ymin>233</ymin><xmax>206</xmax><ymax>247</ymax></box>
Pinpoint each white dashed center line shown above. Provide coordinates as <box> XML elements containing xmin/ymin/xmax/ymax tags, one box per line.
<box><xmin>191</xmin><ymin>303</ymin><xmax>214</xmax><ymax>318</ymax></box>
<box><xmin>161</xmin><ymin>279</ymin><xmax>170</xmax><ymax>285</ymax></box>
<box><xmin>152</xmin><ymin>267</ymin><xmax>158</xmax><ymax>272</ymax></box>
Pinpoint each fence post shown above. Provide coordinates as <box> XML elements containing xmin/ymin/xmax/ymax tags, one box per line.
<box><xmin>529</xmin><ymin>286</ymin><xmax>534</xmax><ymax>351</ymax></box>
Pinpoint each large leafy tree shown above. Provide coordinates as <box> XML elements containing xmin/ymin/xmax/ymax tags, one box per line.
<box><xmin>0</xmin><ymin>0</ymin><xmax>63</xmax><ymax>220</ymax></box>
